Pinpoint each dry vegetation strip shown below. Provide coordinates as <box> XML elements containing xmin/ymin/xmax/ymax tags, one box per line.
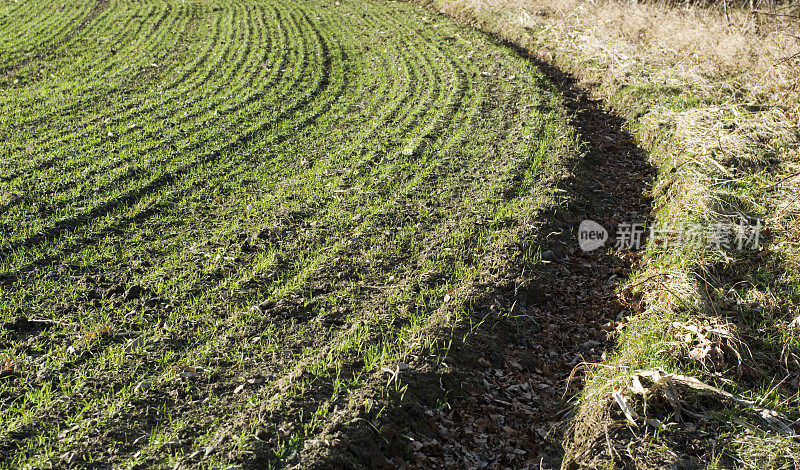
<box><xmin>409</xmin><ymin>0</ymin><xmax>800</xmax><ymax>466</ymax></box>
<box><xmin>0</xmin><ymin>0</ymin><xmax>585</xmax><ymax>468</ymax></box>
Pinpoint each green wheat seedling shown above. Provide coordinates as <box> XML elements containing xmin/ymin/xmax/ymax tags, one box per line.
<box><xmin>0</xmin><ymin>0</ymin><xmax>578</xmax><ymax>467</ymax></box>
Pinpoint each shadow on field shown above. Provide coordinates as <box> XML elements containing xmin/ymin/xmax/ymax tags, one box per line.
<box><xmin>298</xmin><ymin>38</ymin><xmax>655</xmax><ymax>469</ymax></box>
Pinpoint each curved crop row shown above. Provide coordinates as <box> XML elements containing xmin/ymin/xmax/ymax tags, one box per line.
<box><xmin>0</xmin><ymin>0</ymin><xmax>577</xmax><ymax>468</ymax></box>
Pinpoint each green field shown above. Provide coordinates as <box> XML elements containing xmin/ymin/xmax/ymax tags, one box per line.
<box><xmin>0</xmin><ymin>0</ymin><xmax>578</xmax><ymax>467</ymax></box>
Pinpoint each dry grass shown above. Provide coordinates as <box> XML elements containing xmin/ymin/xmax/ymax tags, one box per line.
<box><xmin>428</xmin><ymin>0</ymin><xmax>800</xmax><ymax>110</ymax></box>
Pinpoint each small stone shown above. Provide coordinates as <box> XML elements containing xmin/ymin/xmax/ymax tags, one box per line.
<box><xmin>163</xmin><ymin>438</ymin><xmax>182</xmax><ymax>448</ymax></box>
<box><xmin>304</xmin><ymin>439</ymin><xmax>322</xmax><ymax>449</ymax></box>
<box><xmin>180</xmin><ymin>366</ymin><xmax>204</xmax><ymax>379</ymax></box>
<box><xmin>646</xmin><ymin>418</ymin><xmax>662</xmax><ymax>428</ymax></box>
<box><xmin>257</xmin><ymin>299</ymin><xmax>275</xmax><ymax>311</ymax></box>
<box><xmin>134</xmin><ymin>381</ymin><xmax>151</xmax><ymax>393</ymax></box>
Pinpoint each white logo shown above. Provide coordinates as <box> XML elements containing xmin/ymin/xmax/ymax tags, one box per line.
<box><xmin>578</xmin><ymin>220</ymin><xmax>608</xmax><ymax>252</ymax></box>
